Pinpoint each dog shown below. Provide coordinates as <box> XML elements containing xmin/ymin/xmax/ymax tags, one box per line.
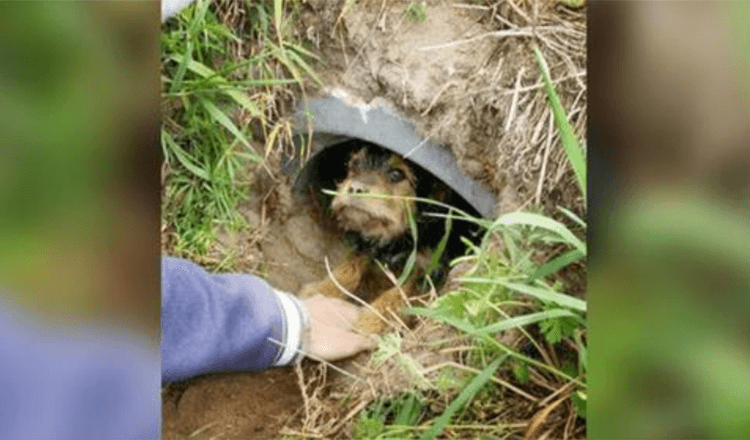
<box><xmin>299</xmin><ymin>140</ymin><xmax>475</xmax><ymax>334</ymax></box>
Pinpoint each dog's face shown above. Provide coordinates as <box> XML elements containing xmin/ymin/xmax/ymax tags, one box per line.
<box><xmin>331</xmin><ymin>146</ymin><xmax>417</xmax><ymax>243</ymax></box>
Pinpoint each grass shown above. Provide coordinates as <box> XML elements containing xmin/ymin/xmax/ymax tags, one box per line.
<box><xmin>341</xmin><ymin>42</ymin><xmax>587</xmax><ymax>440</ymax></box>
<box><xmin>161</xmin><ymin>0</ymin><xmax>319</xmax><ymax>263</ymax></box>
<box><xmin>331</xmin><ymin>67</ymin><xmax>586</xmax><ymax>438</ymax></box>
<box><xmin>403</xmin><ymin>1</ymin><xmax>429</xmax><ymax>23</ymax></box>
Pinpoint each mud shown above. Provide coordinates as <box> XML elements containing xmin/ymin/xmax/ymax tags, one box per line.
<box><xmin>162</xmin><ymin>369</ymin><xmax>303</xmax><ymax>439</ymax></box>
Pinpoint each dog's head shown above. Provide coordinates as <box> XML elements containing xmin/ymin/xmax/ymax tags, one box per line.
<box><xmin>331</xmin><ymin>145</ymin><xmax>417</xmax><ymax>244</ymax></box>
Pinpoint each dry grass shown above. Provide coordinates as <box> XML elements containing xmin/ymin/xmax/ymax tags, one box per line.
<box><xmin>454</xmin><ymin>0</ymin><xmax>587</xmax><ymax>214</ymax></box>
<box><xmin>315</xmin><ymin>0</ymin><xmax>586</xmax><ymax>216</ymax></box>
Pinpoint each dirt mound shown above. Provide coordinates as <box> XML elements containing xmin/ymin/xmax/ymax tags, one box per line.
<box><xmin>306</xmin><ymin>0</ymin><xmax>586</xmax><ymax>215</ymax></box>
<box><xmin>162</xmin><ymin>369</ymin><xmax>303</xmax><ymax>439</ymax></box>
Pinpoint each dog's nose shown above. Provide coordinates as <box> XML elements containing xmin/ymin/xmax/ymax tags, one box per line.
<box><xmin>348</xmin><ymin>181</ymin><xmax>369</xmax><ymax>194</ymax></box>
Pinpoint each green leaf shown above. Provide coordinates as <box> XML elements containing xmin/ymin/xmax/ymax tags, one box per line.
<box><xmin>353</xmin><ymin>416</ymin><xmax>385</xmax><ymax>439</ymax></box>
<box><xmin>575</xmin><ymin>329</ymin><xmax>587</xmax><ymax>373</ymax></box>
<box><xmin>371</xmin><ymin>333</ymin><xmax>402</xmax><ymax>367</ymax></box>
<box><xmin>419</xmin><ymin>355</ymin><xmax>506</xmax><ymax>440</ymax></box>
<box><xmin>167</xmin><ymin>55</ymin><xmax>262</xmax><ymax>117</ymax></box>
<box><xmin>202</xmin><ymin>100</ymin><xmax>252</xmax><ymax>149</ymax></box>
<box><xmin>533</xmin><ymin>46</ymin><xmax>586</xmax><ymax>202</ymax></box>
<box><xmin>274</xmin><ymin>0</ymin><xmax>283</xmax><ymax>42</ymax></box>
<box><xmin>187</xmin><ymin>0</ymin><xmax>211</xmax><ymax>35</ymax></box>
<box><xmin>539</xmin><ymin>316</ymin><xmax>562</xmax><ymax>344</ymax></box>
<box><xmin>557</xmin><ymin>205</ymin><xmax>587</xmax><ymax>229</ymax></box>
<box><xmin>571</xmin><ymin>390</ymin><xmax>587</xmax><ymax>419</ymax></box>
<box><xmin>528</xmin><ymin>249</ymin><xmax>585</xmax><ymax>283</ymax></box>
<box><xmin>472</xmin><ymin>309</ymin><xmax>582</xmax><ymax>336</ymax></box>
<box><xmin>512</xmin><ymin>362</ymin><xmax>529</xmax><ymax>384</ymax></box>
<box><xmin>492</xmin><ymin>212</ymin><xmax>585</xmax><ymax>255</ymax></box>
<box><xmin>394</xmin><ymin>393</ymin><xmax>424</xmax><ymax>426</ymax></box>
<box><xmin>426</xmin><ymin>209</ymin><xmax>453</xmax><ymax>278</ymax></box>
<box><xmin>539</xmin><ymin>315</ymin><xmax>579</xmax><ymax>345</ymax></box>
<box><xmin>169</xmin><ymin>41</ymin><xmax>192</xmax><ymax>94</ymax></box>
<box><xmin>398</xmin><ymin>202</ymin><xmax>419</xmax><ymax>286</ymax></box>
<box><xmin>161</xmin><ymin>129</ymin><xmax>209</xmax><ymax>180</ymax></box>
<box><xmin>285</xmin><ymin>45</ymin><xmax>324</xmax><ymax>87</ymax></box>
<box><xmin>459</xmin><ymin>278</ymin><xmax>587</xmax><ymax>313</ymax></box>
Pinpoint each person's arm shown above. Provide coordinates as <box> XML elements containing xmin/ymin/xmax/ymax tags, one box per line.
<box><xmin>161</xmin><ymin>257</ymin><xmax>307</xmax><ymax>384</ymax></box>
<box><xmin>0</xmin><ymin>301</ymin><xmax>160</xmax><ymax>439</ymax></box>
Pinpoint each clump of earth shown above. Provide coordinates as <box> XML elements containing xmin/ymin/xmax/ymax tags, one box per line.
<box><xmin>162</xmin><ymin>0</ymin><xmax>585</xmax><ymax>438</ymax></box>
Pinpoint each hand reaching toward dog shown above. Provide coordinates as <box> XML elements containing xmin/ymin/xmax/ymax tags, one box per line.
<box><xmin>300</xmin><ymin>295</ymin><xmax>377</xmax><ymax>362</ymax></box>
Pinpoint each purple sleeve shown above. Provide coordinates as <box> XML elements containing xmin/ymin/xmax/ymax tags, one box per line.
<box><xmin>0</xmin><ymin>302</ymin><xmax>160</xmax><ymax>439</ymax></box>
<box><xmin>161</xmin><ymin>257</ymin><xmax>295</xmax><ymax>384</ymax></box>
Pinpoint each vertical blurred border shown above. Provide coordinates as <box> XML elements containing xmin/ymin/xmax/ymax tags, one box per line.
<box><xmin>0</xmin><ymin>1</ymin><xmax>161</xmax><ymax>437</ymax></box>
<box><xmin>589</xmin><ymin>1</ymin><xmax>750</xmax><ymax>438</ymax></box>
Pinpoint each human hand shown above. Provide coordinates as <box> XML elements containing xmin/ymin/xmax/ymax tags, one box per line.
<box><xmin>300</xmin><ymin>295</ymin><xmax>377</xmax><ymax>362</ymax></box>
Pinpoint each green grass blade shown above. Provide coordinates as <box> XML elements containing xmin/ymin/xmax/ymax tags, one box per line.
<box><xmin>169</xmin><ymin>41</ymin><xmax>192</xmax><ymax>94</ymax></box>
<box><xmin>493</xmin><ymin>212</ymin><xmax>585</xmax><ymax>255</ymax></box>
<box><xmin>285</xmin><ymin>45</ymin><xmax>324</xmax><ymax>87</ymax></box>
<box><xmin>274</xmin><ymin>0</ymin><xmax>283</xmax><ymax>43</ymax></box>
<box><xmin>394</xmin><ymin>393</ymin><xmax>422</xmax><ymax>426</ymax></box>
<box><xmin>459</xmin><ymin>278</ymin><xmax>587</xmax><ymax>312</ymax></box>
<box><xmin>557</xmin><ymin>205</ymin><xmax>587</xmax><ymax>229</ymax></box>
<box><xmin>621</xmin><ymin>192</ymin><xmax>750</xmax><ymax>269</ymax></box>
<box><xmin>528</xmin><ymin>248</ymin><xmax>585</xmax><ymax>283</ymax></box>
<box><xmin>426</xmin><ymin>210</ymin><xmax>453</xmax><ymax>277</ymax></box>
<box><xmin>284</xmin><ymin>42</ymin><xmax>320</xmax><ymax>60</ymax></box>
<box><xmin>575</xmin><ymin>329</ymin><xmax>587</xmax><ymax>373</ymax></box>
<box><xmin>270</xmin><ymin>43</ymin><xmax>302</xmax><ymax>83</ymax></box>
<box><xmin>408</xmin><ymin>305</ymin><xmax>477</xmax><ymax>334</ymax></box>
<box><xmin>409</xmin><ymin>306</ymin><xmax>585</xmax><ymax>386</ymax></box>
<box><xmin>533</xmin><ymin>46</ymin><xmax>586</xmax><ymax>202</ymax></box>
<box><xmin>187</xmin><ymin>0</ymin><xmax>211</xmax><ymax>35</ymax></box>
<box><xmin>161</xmin><ymin>129</ymin><xmax>209</xmax><ymax>180</ymax></box>
<box><xmin>471</xmin><ymin>309</ymin><xmax>582</xmax><ymax>336</ymax></box>
<box><xmin>167</xmin><ymin>56</ymin><xmax>262</xmax><ymax>117</ymax></box>
<box><xmin>418</xmin><ymin>355</ymin><xmax>506</xmax><ymax>440</ymax></box>
<box><xmin>169</xmin><ymin>55</ymin><xmax>213</xmax><ymax>77</ymax></box>
<box><xmin>168</xmin><ymin>0</ymin><xmax>210</xmax><ymax>96</ymax></box>
<box><xmin>398</xmin><ymin>203</ymin><xmax>419</xmax><ymax>286</ymax></box>
<box><xmin>201</xmin><ymin>100</ymin><xmax>254</xmax><ymax>151</ymax></box>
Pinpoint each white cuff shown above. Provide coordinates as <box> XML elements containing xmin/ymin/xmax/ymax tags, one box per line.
<box><xmin>271</xmin><ymin>289</ymin><xmax>309</xmax><ymax>366</ymax></box>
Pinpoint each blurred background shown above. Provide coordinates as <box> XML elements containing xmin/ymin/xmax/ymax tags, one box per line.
<box><xmin>0</xmin><ymin>1</ymin><xmax>160</xmax><ymax>437</ymax></box>
<box><xmin>588</xmin><ymin>2</ymin><xmax>750</xmax><ymax>438</ymax></box>
<box><xmin>0</xmin><ymin>1</ymin><xmax>160</xmax><ymax>331</ymax></box>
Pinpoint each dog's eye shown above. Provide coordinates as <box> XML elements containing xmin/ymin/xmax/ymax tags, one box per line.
<box><xmin>387</xmin><ymin>168</ymin><xmax>405</xmax><ymax>182</ymax></box>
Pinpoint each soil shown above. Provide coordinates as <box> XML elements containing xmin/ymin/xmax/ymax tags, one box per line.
<box><xmin>162</xmin><ymin>369</ymin><xmax>304</xmax><ymax>439</ymax></box>
<box><xmin>163</xmin><ymin>0</ymin><xmax>586</xmax><ymax>438</ymax></box>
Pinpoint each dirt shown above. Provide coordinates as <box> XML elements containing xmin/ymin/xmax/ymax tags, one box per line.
<box><xmin>305</xmin><ymin>0</ymin><xmax>586</xmax><ymax>215</ymax></box>
<box><xmin>162</xmin><ymin>369</ymin><xmax>304</xmax><ymax>439</ymax></box>
<box><xmin>163</xmin><ymin>0</ymin><xmax>586</xmax><ymax>438</ymax></box>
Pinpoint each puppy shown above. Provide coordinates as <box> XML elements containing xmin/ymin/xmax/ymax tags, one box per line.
<box><xmin>300</xmin><ymin>140</ymin><xmax>472</xmax><ymax>334</ymax></box>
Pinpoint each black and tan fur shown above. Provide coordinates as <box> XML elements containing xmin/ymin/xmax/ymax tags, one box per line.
<box><xmin>300</xmin><ymin>140</ymin><xmax>476</xmax><ymax>334</ymax></box>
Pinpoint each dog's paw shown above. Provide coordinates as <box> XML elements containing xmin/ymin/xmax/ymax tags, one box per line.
<box><xmin>355</xmin><ymin>310</ymin><xmax>390</xmax><ymax>334</ymax></box>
